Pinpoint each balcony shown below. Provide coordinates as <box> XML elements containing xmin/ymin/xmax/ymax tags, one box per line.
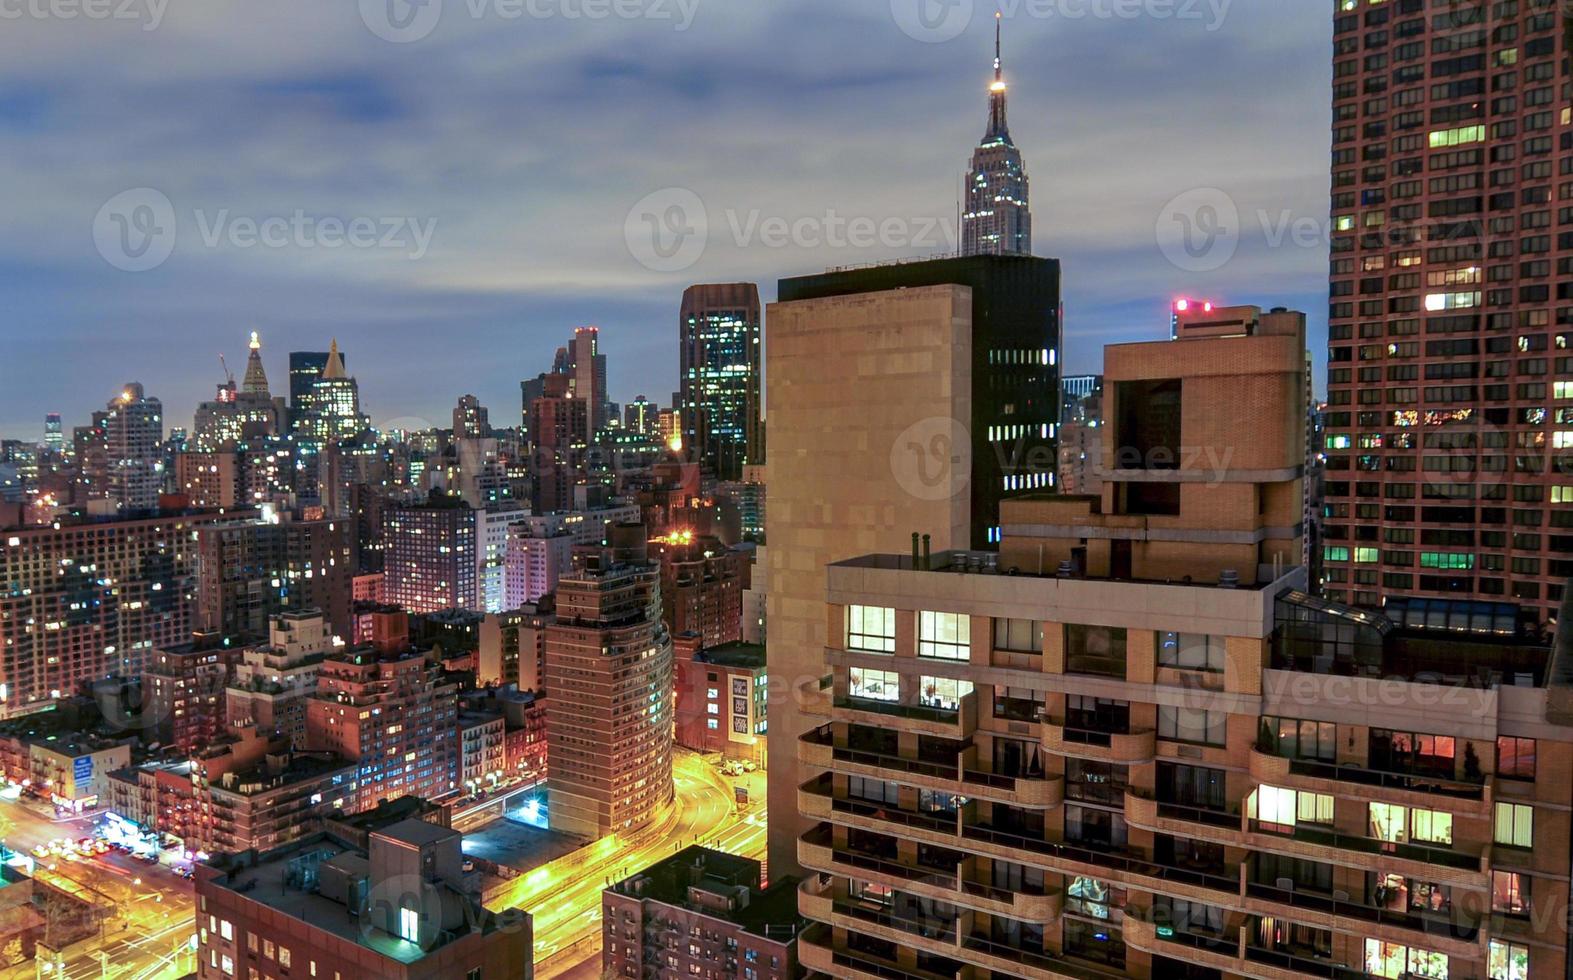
<box><xmin>1124</xmin><ymin>788</ymin><xmax>1247</xmax><ymax>846</ymax></box>
<box><xmin>799</xmin><ymin>876</ymin><xmax>960</xmax><ymax>947</ymax></box>
<box><xmin>797</xmin><ymin>674</ymin><xmax>832</xmax><ymax>718</ymax></box>
<box><xmin>1242</xmin><ymin>873</ymin><xmax>1482</xmax><ymax>958</ymax></box>
<box><xmin>834</xmin><ymin>691</ymin><xmax>977</xmax><ymax>738</ymax></box>
<box><xmin>1042</xmin><ymin>720</ymin><xmax>1155</xmax><ymax>765</ymax></box>
<box><xmin>797</xmin><ymin>724</ymin><xmax>834</xmax><ymax>769</ymax></box>
<box><xmin>1249</xmin><ymin>748</ymin><xmax>1492</xmax><ymax>819</ymax></box>
<box><xmin>1244</xmin><ymin>818</ymin><xmax>1488</xmax><ymax>885</ymax></box>
<box><xmin>960</xmin><ymin>822</ymin><xmax>1240</xmax><ymax>902</ymax></box>
<box><xmin>797</xmin><ymin>924</ymin><xmax>964</xmax><ymax>980</ymax></box>
<box><xmin>959</xmin><ymin>932</ymin><xmax>1125</xmax><ymax>980</ymax></box>
<box><xmin>798</xmin><ymin>824</ymin><xmax>1061</xmax><ymax>923</ymax></box>
<box><xmin>1124</xmin><ymin>913</ymin><xmax>1374</xmax><ymax>980</ymax></box>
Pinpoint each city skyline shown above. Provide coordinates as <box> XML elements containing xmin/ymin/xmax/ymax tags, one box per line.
<box><xmin>0</xmin><ymin>2</ymin><xmax>1331</xmax><ymax>441</ymax></box>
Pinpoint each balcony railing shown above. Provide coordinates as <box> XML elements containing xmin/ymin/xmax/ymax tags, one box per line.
<box><xmin>1285</xmin><ymin>755</ymin><xmax>1487</xmax><ymax>801</ymax></box>
<box><xmin>1244</xmin><ymin>876</ymin><xmax>1482</xmax><ymax>942</ymax></box>
<box><xmin>961</xmin><ymin>823</ymin><xmax>1239</xmax><ymax>894</ymax></box>
<box><xmin>1242</xmin><ymin>945</ymin><xmax>1368</xmax><ymax>980</ymax></box>
<box><xmin>1247</xmin><ymin>819</ymin><xmax>1483</xmax><ymax>872</ymax></box>
<box><xmin>835</xmin><ymin>697</ymin><xmax>959</xmax><ymax>725</ymax></box>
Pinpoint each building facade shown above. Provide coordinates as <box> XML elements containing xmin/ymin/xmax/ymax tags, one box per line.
<box><xmin>1321</xmin><ymin>2</ymin><xmax>1573</xmax><ymax>620</ymax></box>
<box><xmin>603</xmin><ymin>847</ymin><xmax>802</xmax><ymax>980</ymax></box>
<box><xmin>766</xmin><ymin>257</ymin><xmax>1061</xmax><ymax>876</ymax></box>
<box><xmin>0</xmin><ymin>509</ymin><xmax>232</xmax><ymax>716</ymax></box>
<box><xmin>383</xmin><ymin>496</ymin><xmax>478</xmax><ymax>614</ymax></box>
<box><xmin>195</xmin><ymin>514</ymin><xmax>354</xmax><ymax>641</ymax></box>
<box><xmin>304</xmin><ymin>647</ymin><xmax>460</xmax><ymax>812</ymax></box>
<box><xmin>794</xmin><ymin>309</ymin><xmax>1573</xmax><ymax>980</ymax></box>
<box><xmin>544</xmin><ymin>536</ymin><xmax>674</xmax><ymax>838</ymax></box>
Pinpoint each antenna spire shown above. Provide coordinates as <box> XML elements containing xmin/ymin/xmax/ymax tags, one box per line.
<box><xmin>995</xmin><ymin>11</ymin><xmax>1002</xmax><ymax>82</ymax></box>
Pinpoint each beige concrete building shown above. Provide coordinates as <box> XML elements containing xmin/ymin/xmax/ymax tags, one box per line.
<box><xmin>792</xmin><ymin>307</ymin><xmax>1573</xmax><ymax>979</ymax></box>
<box><xmin>764</xmin><ymin>284</ymin><xmax>975</xmax><ymax>875</ymax></box>
<box><xmin>544</xmin><ymin>533</ymin><xmax>674</xmax><ymax>838</ymax></box>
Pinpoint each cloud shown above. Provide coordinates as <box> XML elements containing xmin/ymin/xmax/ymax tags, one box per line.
<box><xmin>0</xmin><ymin>0</ymin><xmax>1329</xmax><ymax>439</ymax></box>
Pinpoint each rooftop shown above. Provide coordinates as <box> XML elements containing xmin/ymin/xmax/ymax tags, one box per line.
<box><xmin>833</xmin><ymin>549</ymin><xmax>1283</xmax><ymax>591</ymax></box>
<box><xmin>696</xmin><ymin>641</ymin><xmax>766</xmax><ymax>670</ymax></box>
<box><xmin>608</xmin><ymin>846</ymin><xmax>805</xmax><ymax>942</ymax></box>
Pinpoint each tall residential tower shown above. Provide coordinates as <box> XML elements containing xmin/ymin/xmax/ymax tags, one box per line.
<box><xmin>1321</xmin><ymin>2</ymin><xmax>1573</xmax><ymax>620</ymax></box>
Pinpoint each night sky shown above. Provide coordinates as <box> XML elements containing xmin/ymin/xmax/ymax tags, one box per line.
<box><xmin>0</xmin><ymin>0</ymin><xmax>1331</xmax><ymax>441</ymax></box>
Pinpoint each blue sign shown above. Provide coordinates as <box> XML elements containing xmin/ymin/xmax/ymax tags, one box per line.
<box><xmin>73</xmin><ymin>755</ymin><xmax>93</xmax><ymax>783</ymax></box>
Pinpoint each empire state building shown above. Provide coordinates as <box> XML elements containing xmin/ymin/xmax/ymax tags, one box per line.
<box><xmin>961</xmin><ymin>13</ymin><xmax>1032</xmax><ymax>257</ymax></box>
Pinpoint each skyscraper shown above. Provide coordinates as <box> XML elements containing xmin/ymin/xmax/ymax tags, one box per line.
<box><xmin>567</xmin><ymin>326</ymin><xmax>608</xmax><ymax>433</ymax></box>
<box><xmin>1321</xmin><ymin>3</ymin><xmax>1573</xmax><ymax>620</ymax></box>
<box><xmin>102</xmin><ymin>382</ymin><xmax>164</xmax><ymax>511</ymax></box>
<box><xmin>961</xmin><ymin>13</ymin><xmax>1032</xmax><ymax>257</ymax></box>
<box><xmin>679</xmin><ymin>283</ymin><xmax>763</xmax><ymax>481</ymax></box>
<box><xmin>794</xmin><ymin>304</ymin><xmax>1573</xmax><ymax>980</ymax></box>
<box><xmin>295</xmin><ymin>341</ymin><xmax>368</xmax><ymax>445</ymax></box>
<box><xmin>544</xmin><ymin>527</ymin><xmax>674</xmax><ymax>837</ymax></box>
<box><xmin>288</xmin><ymin>348</ymin><xmax>345</xmax><ymax>430</ymax></box>
<box><xmin>382</xmin><ymin>494</ymin><xmax>478</xmax><ymax>614</ymax></box>
<box><xmin>42</xmin><ymin>413</ymin><xmax>62</xmax><ymax>454</ymax></box>
<box><xmin>453</xmin><ymin>394</ymin><xmax>491</xmax><ymax>439</ymax></box>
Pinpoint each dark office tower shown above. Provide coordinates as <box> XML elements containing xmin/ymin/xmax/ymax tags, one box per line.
<box><xmin>778</xmin><ymin>254</ymin><xmax>1060</xmax><ymax>549</ymax></box>
<box><xmin>1322</xmin><ymin>2</ymin><xmax>1573</xmax><ymax>621</ymax></box>
<box><xmin>961</xmin><ymin>13</ymin><xmax>1031</xmax><ymax>257</ymax></box>
<box><xmin>287</xmin><ymin>348</ymin><xmax>345</xmax><ymax>429</ymax></box>
<box><xmin>43</xmin><ymin>414</ymin><xmax>62</xmax><ymax>454</ymax></box>
<box><xmin>679</xmin><ymin>283</ymin><xmax>763</xmax><ymax>480</ymax></box>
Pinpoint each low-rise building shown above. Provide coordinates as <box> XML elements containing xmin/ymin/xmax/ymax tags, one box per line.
<box><xmin>603</xmin><ymin>847</ymin><xmax>802</xmax><ymax>980</ymax></box>
<box><xmin>674</xmin><ymin>638</ymin><xmax>766</xmax><ymax>765</ymax></box>
<box><xmin>195</xmin><ymin>818</ymin><xmax>532</xmax><ymax>980</ymax></box>
<box><xmin>458</xmin><ymin>711</ymin><xmax>506</xmax><ymax>797</ymax></box>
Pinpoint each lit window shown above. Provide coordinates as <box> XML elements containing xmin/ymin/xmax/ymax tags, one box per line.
<box><xmin>1494</xmin><ymin>803</ymin><xmax>1533</xmax><ymax>849</ymax></box>
<box><xmin>1489</xmin><ymin>939</ymin><xmax>1529</xmax><ymax>980</ymax></box>
<box><xmin>918</xmin><ymin>612</ymin><xmax>970</xmax><ymax>661</ymax></box>
<box><xmin>848</xmin><ymin>667</ymin><xmax>899</xmax><ymax>702</ymax></box>
<box><xmin>847</xmin><ymin>605</ymin><xmax>896</xmax><ymax>653</ymax></box>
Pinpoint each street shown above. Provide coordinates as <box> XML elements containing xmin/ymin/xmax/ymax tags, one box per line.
<box><xmin>489</xmin><ymin>752</ymin><xmax>768</xmax><ymax>979</ymax></box>
<box><xmin>0</xmin><ymin>797</ymin><xmax>196</xmax><ymax>979</ymax></box>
